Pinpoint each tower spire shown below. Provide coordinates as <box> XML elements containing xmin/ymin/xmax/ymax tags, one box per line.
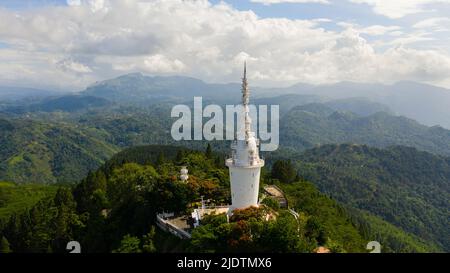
<box><xmin>244</xmin><ymin>61</ymin><xmax>247</xmax><ymax>81</ymax></box>
<box><xmin>225</xmin><ymin>62</ymin><xmax>265</xmax><ymax>211</ymax></box>
<box><xmin>241</xmin><ymin>62</ymin><xmax>251</xmax><ymax>138</ymax></box>
<box><xmin>242</xmin><ymin>61</ymin><xmax>249</xmax><ymax>106</ymax></box>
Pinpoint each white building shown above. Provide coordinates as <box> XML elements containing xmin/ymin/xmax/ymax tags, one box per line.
<box><xmin>225</xmin><ymin>63</ymin><xmax>265</xmax><ymax>210</ymax></box>
<box><xmin>169</xmin><ymin>64</ymin><xmax>266</xmax><ymax>234</ymax></box>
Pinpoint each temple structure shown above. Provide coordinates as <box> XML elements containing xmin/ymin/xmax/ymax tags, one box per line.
<box><xmin>225</xmin><ymin>63</ymin><xmax>265</xmax><ymax>210</ymax></box>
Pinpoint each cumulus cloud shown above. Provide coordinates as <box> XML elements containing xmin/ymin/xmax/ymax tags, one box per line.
<box><xmin>349</xmin><ymin>0</ymin><xmax>450</xmax><ymax>19</ymax></box>
<box><xmin>250</xmin><ymin>0</ymin><xmax>329</xmax><ymax>5</ymax></box>
<box><xmin>0</xmin><ymin>0</ymin><xmax>449</xmax><ymax>90</ymax></box>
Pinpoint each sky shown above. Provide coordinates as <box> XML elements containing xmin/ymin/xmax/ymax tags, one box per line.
<box><xmin>0</xmin><ymin>0</ymin><xmax>449</xmax><ymax>91</ymax></box>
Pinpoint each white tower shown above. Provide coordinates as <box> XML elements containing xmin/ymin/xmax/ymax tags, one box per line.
<box><xmin>225</xmin><ymin>63</ymin><xmax>265</xmax><ymax>210</ymax></box>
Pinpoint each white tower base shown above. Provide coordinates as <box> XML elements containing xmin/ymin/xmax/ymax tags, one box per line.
<box><xmin>227</xmin><ymin>163</ymin><xmax>263</xmax><ymax>210</ymax></box>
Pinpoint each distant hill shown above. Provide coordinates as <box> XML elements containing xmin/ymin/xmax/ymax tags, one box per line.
<box><xmin>254</xmin><ymin>94</ymin><xmax>392</xmax><ymax>117</ymax></box>
<box><xmin>294</xmin><ymin>144</ymin><xmax>450</xmax><ymax>251</ymax></box>
<box><xmin>3</xmin><ymin>95</ymin><xmax>112</xmax><ymax>113</ymax></box>
<box><xmin>5</xmin><ymin>74</ymin><xmax>450</xmax><ymax>128</ymax></box>
<box><xmin>0</xmin><ymin>117</ymin><xmax>118</xmax><ymax>184</ymax></box>
<box><xmin>82</xmin><ymin>73</ymin><xmax>242</xmax><ymax>104</ymax></box>
<box><xmin>281</xmin><ymin>103</ymin><xmax>450</xmax><ymax>156</ymax></box>
<box><xmin>267</xmin><ymin>81</ymin><xmax>450</xmax><ymax>129</ymax></box>
<box><xmin>2</xmin><ymin>100</ymin><xmax>450</xmax><ymax>184</ymax></box>
<box><xmin>252</xmin><ymin>94</ymin><xmax>323</xmax><ymax>115</ymax></box>
<box><xmin>324</xmin><ymin>97</ymin><xmax>392</xmax><ymax>117</ymax></box>
<box><xmin>0</xmin><ymin>86</ymin><xmax>63</xmax><ymax>102</ymax></box>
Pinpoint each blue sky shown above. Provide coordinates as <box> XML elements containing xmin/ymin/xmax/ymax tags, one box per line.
<box><xmin>0</xmin><ymin>0</ymin><xmax>449</xmax><ymax>90</ymax></box>
<box><xmin>0</xmin><ymin>0</ymin><xmax>67</xmax><ymax>9</ymax></box>
<box><xmin>4</xmin><ymin>0</ymin><xmax>447</xmax><ymax>24</ymax></box>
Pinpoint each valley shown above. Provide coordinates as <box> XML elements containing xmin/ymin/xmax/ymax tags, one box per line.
<box><xmin>0</xmin><ymin>74</ymin><xmax>449</xmax><ymax>253</ymax></box>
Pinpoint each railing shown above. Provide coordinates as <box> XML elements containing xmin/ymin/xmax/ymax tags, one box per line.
<box><xmin>156</xmin><ymin>213</ymin><xmax>191</xmax><ymax>239</ymax></box>
<box><xmin>201</xmin><ymin>205</ymin><xmax>230</xmax><ymax>209</ymax></box>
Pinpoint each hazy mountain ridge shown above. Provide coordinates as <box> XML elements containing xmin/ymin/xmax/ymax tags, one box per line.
<box><xmin>265</xmin><ymin>80</ymin><xmax>450</xmax><ymax>129</ymax></box>
<box><xmin>76</xmin><ymin>74</ymin><xmax>450</xmax><ymax>128</ymax></box>
<box><xmin>83</xmin><ymin>73</ymin><xmax>242</xmax><ymax>104</ymax></box>
<box><xmin>0</xmin><ymin>86</ymin><xmax>65</xmax><ymax>102</ymax></box>
<box><xmin>2</xmin><ymin>95</ymin><xmax>112</xmax><ymax>114</ymax></box>
<box><xmin>2</xmin><ymin>73</ymin><xmax>449</xmax><ymax>128</ymax></box>
<box><xmin>281</xmin><ymin>103</ymin><xmax>450</xmax><ymax>156</ymax></box>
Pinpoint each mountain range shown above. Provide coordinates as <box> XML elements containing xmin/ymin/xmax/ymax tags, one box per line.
<box><xmin>280</xmin><ymin>103</ymin><xmax>450</xmax><ymax>156</ymax></box>
<box><xmin>77</xmin><ymin>74</ymin><xmax>450</xmax><ymax>129</ymax></box>
<box><xmin>2</xmin><ymin>73</ymin><xmax>449</xmax><ymax>127</ymax></box>
<box><xmin>0</xmin><ymin>73</ymin><xmax>449</xmax><ymax>252</ymax></box>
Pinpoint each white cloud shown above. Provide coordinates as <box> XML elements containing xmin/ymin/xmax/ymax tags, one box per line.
<box><xmin>413</xmin><ymin>17</ymin><xmax>450</xmax><ymax>31</ymax></box>
<box><xmin>66</xmin><ymin>0</ymin><xmax>81</xmax><ymax>6</ymax></box>
<box><xmin>349</xmin><ymin>0</ymin><xmax>450</xmax><ymax>18</ymax></box>
<box><xmin>143</xmin><ymin>54</ymin><xmax>186</xmax><ymax>73</ymax></box>
<box><xmin>0</xmin><ymin>0</ymin><xmax>449</xmax><ymax>90</ymax></box>
<box><xmin>338</xmin><ymin>22</ymin><xmax>402</xmax><ymax>36</ymax></box>
<box><xmin>383</xmin><ymin>32</ymin><xmax>435</xmax><ymax>47</ymax></box>
<box><xmin>250</xmin><ymin>0</ymin><xmax>329</xmax><ymax>5</ymax></box>
<box><xmin>56</xmin><ymin>58</ymin><xmax>92</xmax><ymax>73</ymax></box>
<box><xmin>66</xmin><ymin>0</ymin><xmax>108</xmax><ymax>12</ymax></box>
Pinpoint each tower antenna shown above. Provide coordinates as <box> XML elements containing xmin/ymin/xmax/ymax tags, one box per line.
<box><xmin>241</xmin><ymin>62</ymin><xmax>251</xmax><ymax>138</ymax></box>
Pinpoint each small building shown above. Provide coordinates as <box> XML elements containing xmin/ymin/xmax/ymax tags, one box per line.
<box><xmin>191</xmin><ymin>206</ymin><xmax>230</xmax><ymax>228</ymax></box>
<box><xmin>180</xmin><ymin>166</ymin><xmax>189</xmax><ymax>182</ymax></box>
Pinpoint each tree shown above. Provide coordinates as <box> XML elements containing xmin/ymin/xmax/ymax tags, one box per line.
<box><xmin>190</xmin><ymin>225</ymin><xmax>218</xmax><ymax>253</ymax></box>
<box><xmin>113</xmin><ymin>235</ymin><xmax>142</xmax><ymax>253</ymax></box>
<box><xmin>261</xmin><ymin>197</ymin><xmax>280</xmax><ymax>210</ymax></box>
<box><xmin>205</xmin><ymin>143</ymin><xmax>213</xmax><ymax>159</ymax></box>
<box><xmin>156</xmin><ymin>152</ymin><xmax>165</xmax><ymax>165</ymax></box>
<box><xmin>271</xmin><ymin>160</ymin><xmax>297</xmax><ymax>183</ymax></box>
<box><xmin>176</xmin><ymin>150</ymin><xmax>185</xmax><ymax>163</ymax></box>
<box><xmin>305</xmin><ymin>216</ymin><xmax>327</xmax><ymax>246</ymax></box>
<box><xmin>262</xmin><ymin>212</ymin><xmax>307</xmax><ymax>253</ymax></box>
<box><xmin>142</xmin><ymin>227</ymin><xmax>156</xmax><ymax>253</ymax></box>
<box><xmin>0</xmin><ymin>236</ymin><xmax>11</xmax><ymax>253</ymax></box>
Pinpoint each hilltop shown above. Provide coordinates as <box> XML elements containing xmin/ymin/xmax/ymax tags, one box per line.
<box><xmin>0</xmin><ymin>145</ymin><xmax>440</xmax><ymax>253</ymax></box>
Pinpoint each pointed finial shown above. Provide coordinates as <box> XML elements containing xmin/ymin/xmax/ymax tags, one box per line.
<box><xmin>244</xmin><ymin>61</ymin><xmax>247</xmax><ymax>80</ymax></box>
<box><xmin>242</xmin><ymin>61</ymin><xmax>249</xmax><ymax>106</ymax></box>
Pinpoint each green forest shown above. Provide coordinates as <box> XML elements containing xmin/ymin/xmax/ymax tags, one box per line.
<box><xmin>0</xmin><ymin>145</ymin><xmax>443</xmax><ymax>253</ymax></box>
<box><xmin>0</xmin><ymin>83</ymin><xmax>449</xmax><ymax>253</ymax></box>
<box><xmin>294</xmin><ymin>144</ymin><xmax>450</xmax><ymax>251</ymax></box>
